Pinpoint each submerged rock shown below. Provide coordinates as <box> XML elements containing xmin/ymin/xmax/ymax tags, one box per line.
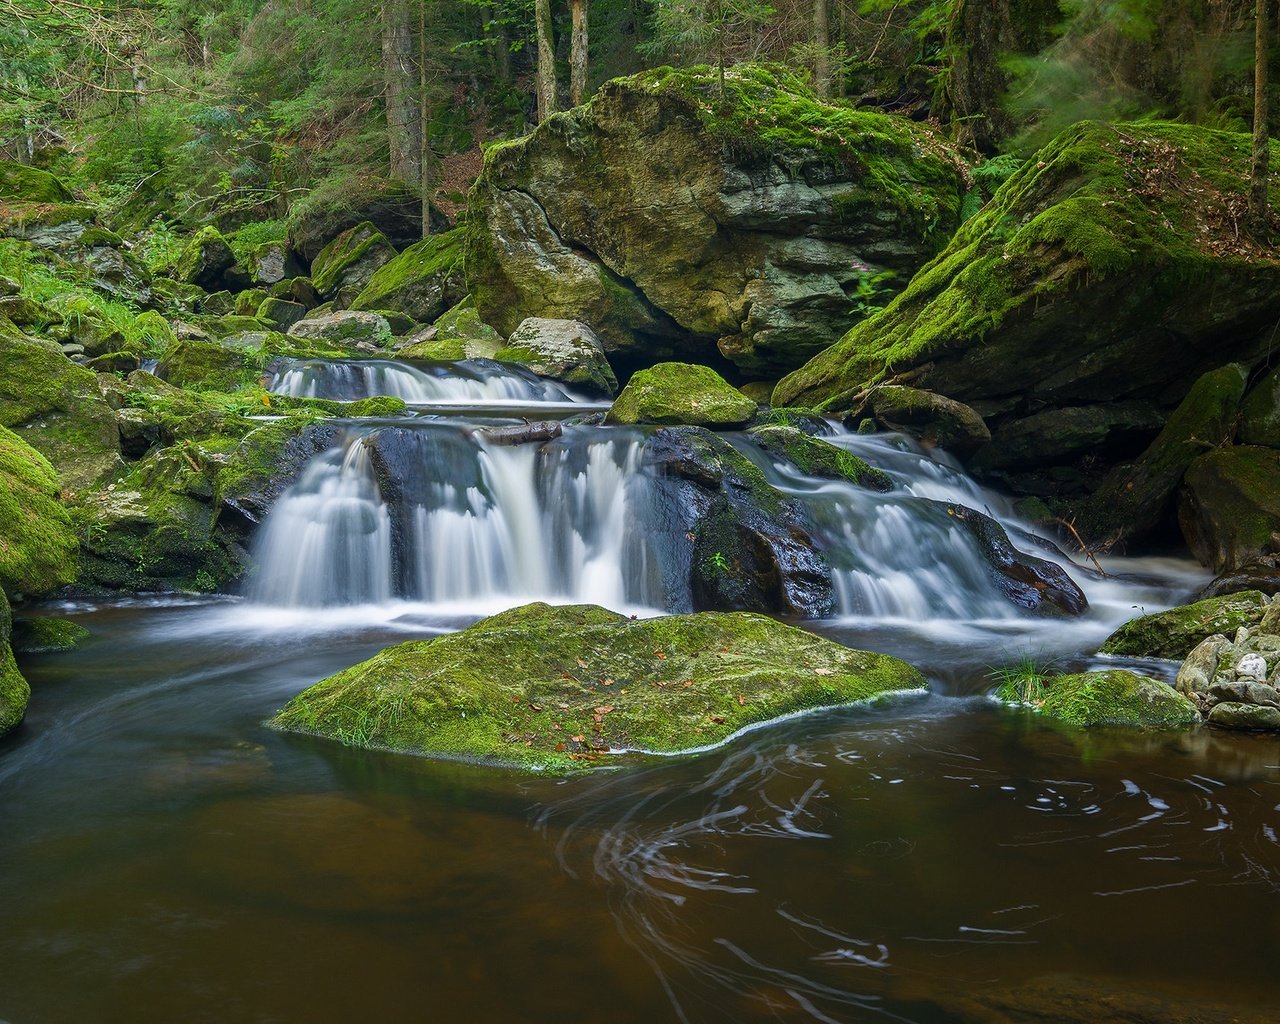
<box><xmin>607</xmin><ymin>363</ymin><xmax>756</xmax><ymax>428</ymax></box>
<box><xmin>1100</xmin><ymin>590</ymin><xmax>1270</xmax><ymax>659</ymax></box>
<box><xmin>1034</xmin><ymin>670</ymin><xmax>1198</xmax><ymax>729</ymax></box>
<box><xmin>271</xmin><ymin>601</ymin><xmax>927</xmax><ymax>772</ymax></box>
<box><xmin>467</xmin><ymin>64</ymin><xmax>963</xmax><ymax>376</ymax></box>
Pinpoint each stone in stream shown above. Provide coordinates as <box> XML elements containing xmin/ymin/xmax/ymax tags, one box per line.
<box><xmin>747</xmin><ymin>424</ymin><xmax>893</xmax><ymax>491</ymax></box>
<box><xmin>1031</xmin><ymin>670</ymin><xmax>1199</xmax><ymax>729</ymax></box>
<box><xmin>1100</xmin><ymin>590</ymin><xmax>1271</xmax><ymax>660</ymax></box>
<box><xmin>606</xmin><ymin>363</ymin><xmax>756</xmax><ymax>429</ymax></box>
<box><xmin>496</xmin><ymin>317</ymin><xmax>617</xmax><ymax>396</ymax></box>
<box><xmin>270</xmin><ymin>601</ymin><xmax>928</xmax><ymax>773</ymax></box>
<box><xmin>1208</xmin><ymin>702</ymin><xmax>1280</xmax><ymax>730</ymax></box>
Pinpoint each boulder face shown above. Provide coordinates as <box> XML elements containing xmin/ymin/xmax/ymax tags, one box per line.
<box><xmin>350</xmin><ymin>228</ymin><xmax>466</xmax><ymax>322</ymax></box>
<box><xmin>285</xmin><ymin>174</ymin><xmax>449</xmax><ymax>263</ymax></box>
<box><xmin>466</xmin><ymin>64</ymin><xmax>964</xmax><ymax>377</ymax></box>
<box><xmin>607</xmin><ymin>362</ymin><xmax>757</xmax><ymax>428</ymax></box>
<box><xmin>308</xmin><ymin>222</ymin><xmax>396</xmax><ymax>303</ymax></box>
<box><xmin>1019</xmin><ymin>670</ymin><xmax>1198</xmax><ymax>729</ymax></box>
<box><xmin>498</xmin><ymin>317</ymin><xmax>617</xmax><ymax>396</ymax></box>
<box><xmin>271</xmin><ymin>601</ymin><xmax>927</xmax><ymax>772</ymax></box>
<box><xmin>775</xmin><ymin>121</ymin><xmax>1280</xmax><ymax>483</ymax></box>
<box><xmin>1100</xmin><ymin>590</ymin><xmax>1270</xmax><ymax>659</ymax></box>
<box><xmin>1178</xmin><ymin>446</ymin><xmax>1280</xmax><ymax>572</ymax></box>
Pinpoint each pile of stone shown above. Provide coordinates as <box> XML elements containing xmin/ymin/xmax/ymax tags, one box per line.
<box><xmin>1176</xmin><ymin>598</ymin><xmax>1280</xmax><ymax>729</ymax></box>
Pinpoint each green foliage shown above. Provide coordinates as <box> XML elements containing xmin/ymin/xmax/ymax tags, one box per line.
<box><xmin>990</xmin><ymin>655</ymin><xmax>1057</xmax><ymax>704</ymax></box>
<box><xmin>642</xmin><ymin>0</ymin><xmax>776</xmax><ymax>87</ymax></box>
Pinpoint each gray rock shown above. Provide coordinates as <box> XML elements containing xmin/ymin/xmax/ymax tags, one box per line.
<box><xmin>1207</xmin><ymin>681</ymin><xmax>1280</xmax><ymax>708</ymax></box>
<box><xmin>1235</xmin><ymin>652</ymin><xmax>1269</xmax><ymax>682</ymax></box>
<box><xmin>1176</xmin><ymin>634</ymin><xmax>1232</xmax><ymax>695</ymax></box>
<box><xmin>502</xmin><ymin>317</ymin><xmax>617</xmax><ymax>396</ymax></box>
<box><xmin>287</xmin><ymin>310</ymin><xmax>390</xmax><ymax>345</ymax></box>
<box><xmin>1208</xmin><ymin>701</ymin><xmax>1280</xmax><ymax>730</ymax></box>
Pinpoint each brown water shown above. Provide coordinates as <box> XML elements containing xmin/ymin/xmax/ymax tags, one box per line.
<box><xmin>3</xmin><ymin>598</ymin><xmax>1280</xmax><ymax>1024</ymax></box>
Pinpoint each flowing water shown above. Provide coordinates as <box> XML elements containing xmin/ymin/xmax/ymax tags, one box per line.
<box><xmin>4</xmin><ymin>359</ymin><xmax>1278</xmax><ymax>1023</ymax></box>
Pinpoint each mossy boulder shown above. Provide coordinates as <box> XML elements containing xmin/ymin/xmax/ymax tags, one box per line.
<box><xmin>309</xmin><ymin>222</ymin><xmax>396</xmax><ymax>302</ymax></box>
<box><xmin>971</xmin><ymin>401</ymin><xmax>1164</xmax><ymax>476</ymax></box>
<box><xmin>607</xmin><ymin>362</ymin><xmax>756</xmax><ymax>428</ymax></box>
<box><xmin>866</xmin><ymin>385</ymin><xmax>990</xmax><ymax>455</ymax></box>
<box><xmin>497</xmin><ymin>317</ymin><xmax>617</xmax><ymax>395</ymax></box>
<box><xmin>0</xmin><ymin>325</ymin><xmax>120</xmax><ymax>491</ymax></box>
<box><xmin>256</xmin><ymin>297</ymin><xmax>308</xmax><ymax>332</ymax></box>
<box><xmin>747</xmin><ymin>424</ymin><xmax>892</xmax><ymax>490</ymax></box>
<box><xmin>1</xmin><ymin>589</ymin><xmax>29</xmax><ymax>735</ymax></box>
<box><xmin>271</xmin><ymin>601</ymin><xmax>927</xmax><ymax>772</ymax></box>
<box><xmin>396</xmin><ymin>297</ymin><xmax>504</xmax><ymax>361</ymax></box>
<box><xmin>174</xmin><ymin>226</ymin><xmax>236</xmax><ymax>289</ymax></box>
<box><xmin>1076</xmin><ymin>363</ymin><xmax>1247</xmax><ymax>545</ymax></box>
<box><xmin>10</xmin><ymin>617</ymin><xmax>89</xmax><ymax>653</ymax></box>
<box><xmin>350</xmin><ymin>228</ymin><xmax>465</xmax><ymax>322</ymax></box>
<box><xmin>642</xmin><ymin>425</ymin><xmax>835</xmax><ymax>615</ymax></box>
<box><xmin>1031</xmin><ymin>670</ymin><xmax>1199</xmax><ymax>729</ymax></box>
<box><xmin>287</xmin><ymin>310</ymin><xmax>391</xmax><ymax>347</ymax></box>
<box><xmin>775</xmin><ymin>121</ymin><xmax>1280</xmax><ymax>470</ymax></box>
<box><xmin>1178</xmin><ymin>446</ymin><xmax>1280</xmax><ymax>572</ymax></box>
<box><xmin>154</xmin><ymin>338</ymin><xmax>265</xmax><ymax>393</ymax></box>
<box><xmin>245</xmin><ymin>240</ymin><xmax>303</xmax><ymax>286</ymax></box>
<box><xmin>0</xmin><ymin>201</ymin><xmax>98</xmax><ymax>249</ymax></box>
<box><xmin>1100</xmin><ymin>590</ymin><xmax>1270</xmax><ymax>659</ymax></box>
<box><xmin>0</xmin><ymin>161</ymin><xmax>74</xmax><ymax>203</ymax></box>
<box><xmin>1241</xmin><ymin>365</ymin><xmax>1280</xmax><ymax>448</ymax></box>
<box><xmin>0</xmin><ymin>424</ymin><xmax>78</xmax><ymax>596</ymax></box>
<box><xmin>467</xmin><ymin>63</ymin><xmax>964</xmax><ymax>376</ymax></box>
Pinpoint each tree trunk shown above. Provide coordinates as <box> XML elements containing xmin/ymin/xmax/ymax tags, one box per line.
<box><xmin>1250</xmin><ymin>0</ymin><xmax>1270</xmax><ymax>233</ymax></box>
<box><xmin>535</xmin><ymin>0</ymin><xmax>557</xmax><ymax>121</ymax></box>
<box><xmin>570</xmin><ymin>0</ymin><xmax>589</xmax><ymax>106</ymax></box>
<box><xmin>420</xmin><ymin>1</ymin><xmax>432</xmax><ymax>239</ymax></box>
<box><xmin>383</xmin><ymin>0</ymin><xmax>421</xmax><ymax>184</ymax></box>
<box><xmin>813</xmin><ymin>0</ymin><xmax>831</xmax><ymax>98</ymax></box>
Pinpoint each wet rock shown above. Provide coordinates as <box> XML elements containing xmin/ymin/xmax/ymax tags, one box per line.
<box><xmin>607</xmin><ymin>363</ymin><xmax>756</xmax><ymax>428</ymax></box>
<box><xmin>643</xmin><ymin>425</ymin><xmax>835</xmax><ymax>616</ymax></box>
<box><xmin>934</xmin><ymin>502</ymin><xmax>1087</xmax><ymax>616</ymax></box>
<box><xmin>1198</xmin><ymin>554</ymin><xmax>1280</xmax><ymax>599</ymax></box>
<box><xmin>271</xmin><ymin>601</ymin><xmax>927</xmax><ymax>772</ymax></box>
<box><xmin>1035</xmin><ymin>669</ymin><xmax>1199</xmax><ymax>728</ymax></box>
<box><xmin>1206</xmin><ymin>681</ymin><xmax>1279</xmax><ymax>708</ymax></box>
<box><xmin>971</xmin><ymin>401</ymin><xmax>1165</xmax><ymax>474</ymax></box>
<box><xmin>477</xmin><ymin>421</ymin><xmax>563</xmax><ymax>447</ymax></box>
<box><xmin>498</xmin><ymin>317</ymin><xmax>617</xmax><ymax>396</ymax></box>
<box><xmin>748</xmin><ymin>407</ymin><xmax>833</xmax><ymax>436</ymax></box>
<box><xmin>1208</xmin><ymin>701</ymin><xmax>1280</xmax><ymax>730</ymax></box>
<box><xmin>1100</xmin><ymin>590</ymin><xmax>1271</xmax><ymax>659</ymax></box>
<box><xmin>1178</xmin><ymin>445</ymin><xmax>1280</xmax><ymax>572</ymax></box>
<box><xmin>748</xmin><ymin>425</ymin><xmax>892</xmax><ymax>491</ymax></box>
<box><xmin>867</xmin><ymin>385</ymin><xmax>990</xmax><ymax>455</ymax></box>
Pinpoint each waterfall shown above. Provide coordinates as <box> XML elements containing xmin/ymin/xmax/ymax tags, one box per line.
<box><xmin>268</xmin><ymin>357</ymin><xmax>594</xmax><ymax>406</ymax></box>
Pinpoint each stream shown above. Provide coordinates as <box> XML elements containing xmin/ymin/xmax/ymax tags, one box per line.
<box><xmin>3</xmin><ymin>358</ymin><xmax>1278</xmax><ymax>1023</ymax></box>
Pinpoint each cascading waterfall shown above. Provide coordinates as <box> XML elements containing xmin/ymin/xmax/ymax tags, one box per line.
<box><xmin>269</xmin><ymin>357</ymin><xmax>591</xmax><ymax>405</ymax></box>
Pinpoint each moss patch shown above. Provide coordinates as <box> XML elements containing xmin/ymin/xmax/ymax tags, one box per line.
<box><xmin>0</xmin><ymin>424</ymin><xmax>78</xmax><ymax>596</ymax></box>
<box><xmin>351</xmin><ymin>228</ymin><xmax>464</xmax><ymax>321</ymax></box>
<box><xmin>607</xmin><ymin>362</ymin><xmax>756</xmax><ymax>427</ymax></box>
<box><xmin>11</xmin><ymin>617</ymin><xmax>89</xmax><ymax>653</ymax></box>
<box><xmin>272</xmin><ymin>602</ymin><xmax>926</xmax><ymax>772</ymax></box>
<box><xmin>1100</xmin><ymin>590</ymin><xmax>1270</xmax><ymax>659</ymax></box>
<box><xmin>0</xmin><ymin>162</ymin><xmax>74</xmax><ymax>203</ymax></box>
<box><xmin>748</xmin><ymin>424</ymin><xmax>892</xmax><ymax>490</ymax></box>
<box><xmin>1033</xmin><ymin>670</ymin><xmax>1199</xmax><ymax>729</ymax></box>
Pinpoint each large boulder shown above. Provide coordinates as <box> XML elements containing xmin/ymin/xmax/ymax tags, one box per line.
<box><xmin>1178</xmin><ymin>446</ymin><xmax>1280</xmax><ymax>571</ymax></box>
<box><xmin>641</xmin><ymin>425</ymin><xmax>835</xmax><ymax>616</ymax></box>
<box><xmin>466</xmin><ymin>64</ymin><xmax>964</xmax><ymax>377</ymax></box>
<box><xmin>1026</xmin><ymin>670</ymin><xmax>1199</xmax><ymax>729</ymax></box>
<box><xmin>271</xmin><ymin>601</ymin><xmax>927</xmax><ymax>772</ymax></box>
<box><xmin>0</xmin><ymin>424</ymin><xmax>78</xmax><ymax>597</ymax></box>
<box><xmin>1075</xmin><ymin>363</ymin><xmax>1247</xmax><ymax>545</ymax></box>
<box><xmin>173</xmin><ymin>226</ymin><xmax>236</xmax><ymax>289</ymax></box>
<box><xmin>309</xmin><ymin>222</ymin><xmax>396</xmax><ymax>303</ymax></box>
<box><xmin>349</xmin><ymin>228</ymin><xmax>465</xmax><ymax>322</ymax></box>
<box><xmin>775</xmin><ymin>120</ymin><xmax>1280</xmax><ymax>484</ymax></box>
<box><xmin>497</xmin><ymin>318</ymin><xmax>617</xmax><ymax>395</ymax></box>
<box><xmin>244</xmin><ymin>240</ymin><xmax>303</xmax><ymax>287</ymax></box>
<box><xmin>607</xmin><ymin>362</ymin><xmax>756</xmax><ymax>428</ymax></box>
<box><xmin>1100</xmin><ymin>590</ymin><xmax>1270</xmax><ymax>659</ymax></box>
<box><xmin>287</xmin><ymin>310</ymin><xmax>391</xmax><ymax>347</ymax></box>
<box><xmin>0</xmin><ymin>321</ymin><xmax>121</xmax><ymax>491</ymax></box>
<box><xmin>0</xmin><ymin>161</ymin><xmax>74</xmax><ymax>203</ymax></box>
<box><xmin>396</xmin><ymin>298</ymin><xmax>504</xmax><ymax>361</ymax></box>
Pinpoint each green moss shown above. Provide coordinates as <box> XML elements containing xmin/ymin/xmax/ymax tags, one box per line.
<box><xmin>0</xmin><ymin>161</ymin><xmax>74</xmax><ymax>203</ymax></box>
<box><xmin>226</xmin><ymin>219</ymin><xmax>287</xmax><ymax>265</ymax></box>
<box><xmin>1</xmin><ymin>633</ymin><xmax>30</xmax><ymax>736</ymax></box>
<box><xmin>350</xmin><ymin>228</ymin><xmax>464</xmax><ymax>321</ymax></box>
<box><xmin>174</xmin><ymin>225</ymin><xmax>235</xmax><ymax>287</ymax></box>
<box><xmin>1241</xmin><ymin>366</ymin><xmax>1280</xmax><ymax>447</ymax></box>
<box><xmin>1035</xmin><ymin>670</ymin><xmax>1199</xmax><ymax>729</ymax></box>
<box><xmin>272</xmin><ymin>602</ymin><xmax>927</xmax><ymax>772</ymax></box>
<box><xmin>310</xmin><ymin>222</ymin><xmax>393</xmax><ymax>297</ymax></box>
<box><xmin>748</xmin><ymin>425</ymin><xmax>893</xmax><ymax>490</ymax></box>
<box><xmin>1100</xmin><ymin>591</ymin><xmax>1270</xmax><ymax>659</ymax></box>
<box><xmin>776</xmin><ymin>121</ymin><xmax>1280</xmax><ymax>411</ymax></box>
<box><xmin>0</xmin><ymin>424</ymin><xmax>79</xmax><ymax>596</ymax></box>
<box><xmin>607</xmin><ymin>362</ymin><xmax>756</xmax><ymax>427</ymax></box>
<box><xmin>155</xmin><ymin>338</ymin><xmax>262</xmax><ymax>393</ymax></box>
<box><xmin>11</xmin><ymin>617</ymin><xmax>89</xmax><ymax>653</ymax></box>
<box><xmin>128</xmin><ymin>310</ymin><xmax>176</xmax><ymax>355</ymax></box>
<box><xmin>398</xmin><ymin>296</ymin><xmax>503</xmax><ymax>361</ymax></box>
<box><xmin>1179</xmin><ymin>446</ymin><xmax>1280</xmax><ymax>571</ymax></box>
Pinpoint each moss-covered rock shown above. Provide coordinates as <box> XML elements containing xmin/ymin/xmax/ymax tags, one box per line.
<box><xmin>467</xmin><ymin>63</ymin><xmax>963</xmax><ymax>376</ymax></box>
<box><xmin>271</xmin><ymin>601</ymin><xmax>927</xmax><ymax>772</ymax></box>
<box><xmin>1076</xmin><ymin>363</ymin><xmax>1247</xmax><ymax>544</ymax></box>
<box><xmin>1027</xmin><ymin>670</ymin><xmax>1199</xmax><ymax>728</ymax></box>
<box><xmin>1178</xmin><ymin>445</ymin><xmax>1280</xmax><ymax>572</ymax></box>
<box><xmin>0</xmin><ymin>424</ymin><xmax>78</xmax><ymax>596</ymax></box>
<box><xmin>245</xmin><ymin>240</ymin><xmax>303</xmax><ymax>286</ymax></box>
<box><xmin>0</xmin><ymin>201</ymin><xmax>98</xmax><ymax>249</ymax></box>
<box><xmin>866</xmin><ymin>385</ymin><xmax>990</xmax><ymax>455</ymax></box>
<box><xmin>971</xmin><ymin>401</ymin><xmax>1165</xmax><ymax>475</ymax></box>
<box><xmin>607</xmin><ymin>362</ymin><xmax>756</xmax><ymax>427</ymax></box>
<box><xmin>256</xmin><ymin>297</ymin><xmax>307</xmax><ymax>332</ymax></box>
<box><xmin>287</xmin><ymin>310</ymin><xmax>391</xmax><ymax>346</ymax></box>
<box><xmin>0</xmin><ymin>324</ymin><xmax>120</xmax><ymax>491</ymax></box>
<box><xmin>0</xmin><ymin>589</ymin><xmax>29</xmax><ymax>736</ymax></box>
<box><xmin>350</xmin><ymin>227</ymin><xmax>465</xmax><ymax>322</ymax></box>
<box><xmin>748</xmin><ymin>424</ymin><xmax>892</xmax><ymax>490</ymax></box>
<box><xmin>0</xmin><ymin>161</ymin><xmax>74</xmax><ymax>203</ymax></box>
<box><xmin>10</xmin><ymin>616</ymin><xmax>89</xmax><ymax>653</ymax></box>
<box><xmin>1100</xmin><ymin>590</ymin><xmax>1270</xmax><ymax>659</ymax></box>
<box><xmin>309</xmin><ymin>221</ymin><xmax>395</xmax><ymax>302</ymax></box>
<box><xmin>496</xmin><ymin>317</ymin><xmax>617</xmax><ymax>395</ymax></box>
<box><xmin>775</xmin><ymin>120</ymin><xmax>1280</xmax><ymax>450</ymax></box>
<box><xmin>1241</xmin><ymin>365</ymin><xmax>1280</xmax><ymax>448</ymax></box>
<box><xmin>174</xmin><ymin>226</ymin><xmax>236</xmax><ymax>289</ymax></box>
<box><xmin>154</xmin><ymin>338</ymin><xmax>265</xmax><ymax>393</ymax></box>
<box><xmin>396</xmin><ymin>297</ymin><xmax>503</xmax><ymax>361</ymax></box>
